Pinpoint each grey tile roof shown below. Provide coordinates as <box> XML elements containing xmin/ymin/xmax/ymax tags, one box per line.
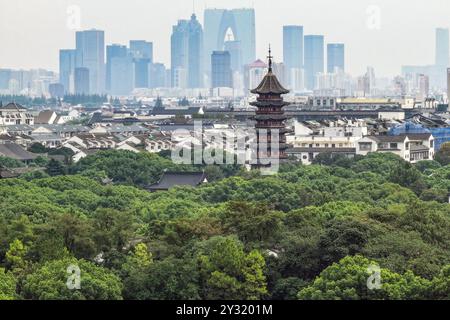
<box><xmin>147</xmin><ymin>171</ymin><xmax>206</xmax><ymax>191</ymax></box>
<box><xmin>0</xmin><ymin>143</ymin><xmax>38</xmax><ymax>161</ymax></box>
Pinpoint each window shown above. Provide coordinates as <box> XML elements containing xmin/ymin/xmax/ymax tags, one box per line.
<box><xmin>390</xmin><ymin>143</ymin><xmax>398</xmax><ymax>149</ymax></box>
<box><xmin>325</xmin><ymin>144</ymin><xmax>329</xmax><ymax>148</ymax></box>
<box><xmin>405</xmin><ymin>142</ymin><xmax>409</xmax><ymax>150</ymax></box>
<box><xmin>315</xmin><ymin>143</ymin><xmax>320</xmax><ymax>147</ymax></box>
<box><xmin>359</xmin><ymin>142</ymin><xmax>372</xmax><ymax>151</ymax></box>
<box><xmin>430</xmin><ymin>140</ymin><xmax>434</xmax><ymax>148</ymax></box>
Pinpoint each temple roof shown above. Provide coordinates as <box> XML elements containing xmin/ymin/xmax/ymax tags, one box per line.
<box><xmin>250</xmin><ymin>48</ymin><xmax>289</xmax><ymax>95</ymax></box>
<box><xmin>250</xmin><ymin>71</ymin><xmax>289</xmax><ymax>95</ymax></box>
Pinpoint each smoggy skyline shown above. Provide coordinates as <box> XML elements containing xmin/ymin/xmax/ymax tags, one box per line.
<box><xmin>1</xmin><ymin>0</ymin><xmax>450</xmax><ymax>77</ymax></box>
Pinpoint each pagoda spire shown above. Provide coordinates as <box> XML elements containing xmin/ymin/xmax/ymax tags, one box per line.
<box><xmin>267</xmin><ymin>44</ymin><xmax>273</xmax><ymax>72</ymax></box>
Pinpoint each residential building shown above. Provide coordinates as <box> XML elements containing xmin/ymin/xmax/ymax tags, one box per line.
<box><xmin>355</xmin><ymin>133</ymin><xmax>434</xmax><ymax>163</ymax></box>
<box><xmin>0</xmin><ymin>103</ymin><xmax>34</xmax><ymax>126</ymax></box>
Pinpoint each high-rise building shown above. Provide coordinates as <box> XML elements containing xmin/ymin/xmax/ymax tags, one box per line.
<box><xmin>436</xmin><ymin>28</ymin><xmax>449</xmax><ymax>67</ymax></box>
<box><xmin>171</xmin><ymin>19</ymin><xmax>189</xmax><ymax>88</ymax></box>
<box><xmin>272</xmin><ymin>62</ymin><xmax>287</xmax><ymax>87</ymax></box>
<box><xmin>74</xmin><ymin>67</ymin><xmax>90</xmax><ymax>94</ymax></box>
<box><xmin>0</xmin><ymin>69</ymin><xmax>11</xmax><ymax>90</ymax></box>
<box><xmin>75</xmin><ymin>29</ymin><xmax>105</xmax><ymax>94</ymax></box>
<box><xmin>49</xmin><ymin>83</ymin><xmax>65</xmax><ymax>98</ymax></box>
<box><xmin>418</xmin><ymin>74</ymin><xmax>429</xmax><ymax>100</ymax></box>
<box><xmin>446</xmin><ymin>68</ymin><xmax>450</xmax><ymax>103</ymax></box>
<box><xmin>129</xmin><ymin>40</ymin><xmax>153</xmax><ymax>61</ymax></box>
<box><xmin>244</xmin><ymin>59</ymin><xmax>267</xmax><ymax>93</ymax></box>
<box><xmin>170</xmin><ymin>14</ymin><xmax>203</xmax><ymax>88</ymax></box>
<box><xmin>59</xmin><ymin>49</ymin><xmax>76</xmax><ymax>93</ymax></box>
<box><xmin>187</xmin><ymin>14</ymin><xmax>203</xmax><ymax>88</ymax></box>
<box><xmin>130</xmin><ymin>40</ymin><xmax>153</xmax><ymax>89</ymax></box>
<box><xmin>304</xmin><ymin>35</ymin><xmax>324</xmax><ymax>90</ymax></box>
<box><xmin>110</xmin><ymin>55</ymin><xmax>135</xmax><ymax>96</ymax></box>
<box><xmin>149</xmin><ymin>63</ymin><xmax>167</xmax><ymax>88</ymax></box>
<box><xmin>211</xmin><ymin>51</ymin><xmax>232</xmax><ymax>88</ymax></box>
<box><xmin>106</xmin><ymin>44</ymin><xmax>127</xmax><ymax>91</ymax></box>
<box><xmin>224</xmin><ymin>40</ymin><xmax>242</xmax><ymax>73</ymax></box>
<box><xmin>283</xmin><ymin>25</ymin><xmax>303</xmax><ymax>87</ymax></box>
<box><xmin>204</xmin><ymin>8</ymin><xmax>256</xmax><ymax>79</ymax></box>
<box><xmin>327</xmin><ymin>43</ymin><xmax>345</xmax><ymax>73</ymax></box>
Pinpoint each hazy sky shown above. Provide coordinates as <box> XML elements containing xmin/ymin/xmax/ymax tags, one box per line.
<box><xmin>1</xmin><ymin>0</ymin><xmax>449</xmax><ymax>77</ymax></box>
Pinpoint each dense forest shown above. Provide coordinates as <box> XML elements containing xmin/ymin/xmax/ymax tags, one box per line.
<box><xmin>0</xmin><ymin>150</ymin><xmax>450</xmax><ymax>300</ymax></box>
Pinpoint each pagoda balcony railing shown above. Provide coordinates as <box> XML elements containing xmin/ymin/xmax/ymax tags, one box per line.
<box><xmin>255</xmin><ymin>110</ymin><xmax>284</xmax><ymax>114</ymax></box>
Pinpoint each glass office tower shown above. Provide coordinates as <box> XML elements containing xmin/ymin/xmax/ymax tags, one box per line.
<box><xmin>327</xmin><ymin>43</ymin><xmax>345</xmax><ymax>73</ymax></box>
<box><xmin>304</xmin><ymin>35</ymin><xmax>324</xmax><ymax>90</ymax></box>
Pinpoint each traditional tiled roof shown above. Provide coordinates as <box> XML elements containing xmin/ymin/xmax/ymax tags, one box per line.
<box><xmin>0</xmin><ymin>102</ymin><xmax>27</xmax><ymax>111</ymax></box>
<box><xmin>0</xmin><ymin>143</ymin><xmax>38</xmax><ymax>161</ymax></box>
<box><xmin>147</xmin><ymin>171</ymin><xmax>206</xmax><ymax>191</ymax></box>
<box><xmin>250</xmin><ymin>70</ymin><xmax>289</xmax><ymax>95</ymax></box>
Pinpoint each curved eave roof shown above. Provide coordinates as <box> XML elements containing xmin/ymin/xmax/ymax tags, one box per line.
<box><xmin>250</xmin><ymin>71</ymin><xmax>289</xmax><ymax>95</ymax></box>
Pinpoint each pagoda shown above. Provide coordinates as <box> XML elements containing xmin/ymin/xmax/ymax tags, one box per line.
<box><xmin>250</xmin><ymin>47</ymin><xmax>291</xmax><ymax>168</ymax></box>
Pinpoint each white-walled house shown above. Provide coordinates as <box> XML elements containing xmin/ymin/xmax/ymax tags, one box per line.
<box><xmin>0</xmin><ymin>103</ymin><xmax>34</xmax><ymax>126</ymax></box>
<box><xmin>355</xmin><ymin>133</ymin><xmax>434</xmax><ymax>163</ymax></box>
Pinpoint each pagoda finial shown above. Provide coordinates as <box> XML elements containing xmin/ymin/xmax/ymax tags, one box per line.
<box><xmin>267</xmin><ymin>44</ymin><xmax>273</xmax><ymax>72</ymax></box>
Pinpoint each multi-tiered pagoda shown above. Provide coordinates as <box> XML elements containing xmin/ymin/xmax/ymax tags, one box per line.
<box><xmin>250</xmin><ymin>48</ymin><xmax>290</xmax><ymax>168</ymax></box>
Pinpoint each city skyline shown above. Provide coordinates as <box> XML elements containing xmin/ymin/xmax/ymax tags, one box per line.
<box><xmin>1</xmin><ymin>0</ymin><xmax>450</xmax><ymax>77</ymax></box>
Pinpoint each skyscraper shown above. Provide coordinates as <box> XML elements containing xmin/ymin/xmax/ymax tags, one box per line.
<box><xmin>129</xmin><ymin>40</ymin><xmax>153</xmax><ymax>89</ymax></box>
<box><xmin>224</xmin><ymin>40</ymin><xmax>242</xmax><ymax>73</ymax></box>
<box><xmin>171</xmin><ymin>19</ymin><xmax>189</xmax><ymax>88</ymax></box>
<box><xmin>447</xmin><ymin>68</ymin><xmax>450</xmax><ymax>103</ymax></box>
<box><xmin>59</xmin><ymin>49</ymin><xmax>76</xmax><ymax>93</ymax></box>
<box><xmin>283</xmin><ymin>26</ymin><xmax>303</xmax><ymax>71</ymax></box>
<box><xmin>436</xmin><ymin>28</ymin><xmax>449</xmax><ymax>67</ymax></box>
<box><xmin>110</xmin><ymin>55</ymin><xmax>134</xmax><ymax>96</ymax></box>
<box><xmin>129</xmin><ymin>40</ymin><xmax>153</xmax><ymax>61</ymax></box>
<box><xmin>304</xmin><ymin>35</ymin><xmax>324</xmax><ymax>90</ymax></box>
<box><xmin>75</xmin><ymin>29</ymin><xmax>105</xmax><ymax>94</ymax></box>
<box><xmin>106</xmin><ymin>44</ymin><xmax>127</xmax><ymax>91</ymax></box>
<box><xmin>211</xmin><ymin>51</ymin><xmax>232</xmax><ymax>88</ymax></box>
<box><xmin>187</xmin><ymin>14</ymin><xmax>203</xmax><ymax>89</ymax></box>
<box><xmin>74</xmin><ymin>67</ymin><xmax>90</xmax><ymax>95</ymax></box>
<box><xmin>0</xmin><ymin>69</ymin><xmax>12</xmax><ymax>90</ymax></box>
<box><xmin>204</xmin><ymin>8</ymin><xmax>256</xmax><ymax>79</ymax></box>
<box><xmin>170</xmin><ymin>14</ymin><xmax>203</xmax><ymax>88</ymax></box>
<box><xmin>327</xmin><ymin>43</ymin><xmax>345</xmax><ymax>73</ymax></box>
<box><xmin>149</xmin><ymin>63</ymin><xmax>167</xmax><ymax>89</ymax></box>
<box><xmin>418</xmin><ymin>74</ymin><xmax>429</xmax><ymax>100</ymax></box>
